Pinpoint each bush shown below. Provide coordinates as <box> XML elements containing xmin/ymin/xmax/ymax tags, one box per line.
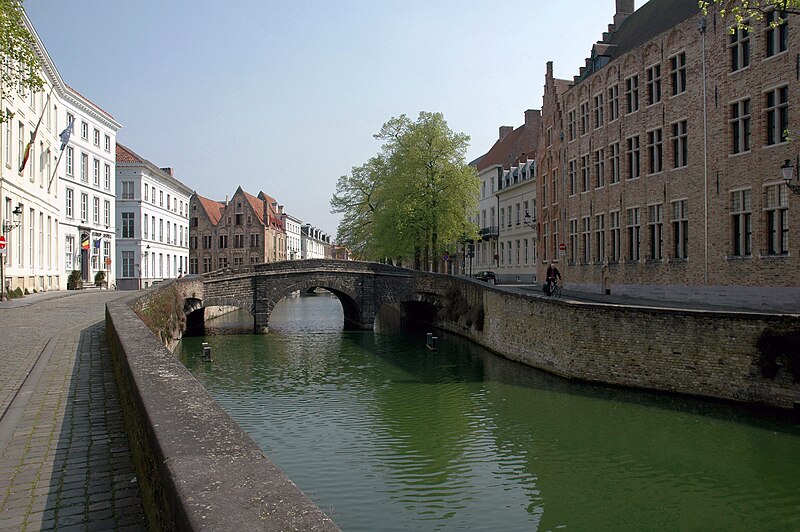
<box><xmin>94</xmin><ymin>270</ymin><xmax>106</xmax><ymax>287</ymax></box>
<box><xmin>67</xmin><ymin>270</ymin><xmax>83</xmax><ymax>290</ymax></box>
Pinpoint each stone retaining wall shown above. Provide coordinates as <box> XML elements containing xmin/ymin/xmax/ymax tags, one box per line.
<box><xmin>429</xmin><ymin>280</ymin><xmax>800</xmax><ymax>409</ymax></box>
<box><xmin>105</xmin><ymin>299</ymin><xmax>338</xmax><ymax>531</ymax></box>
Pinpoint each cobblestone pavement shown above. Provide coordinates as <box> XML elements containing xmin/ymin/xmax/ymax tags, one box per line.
<box><xmin>0</xmin><ymin>290</ymin><xmax>146</xmax><ymax>531</ymax></box>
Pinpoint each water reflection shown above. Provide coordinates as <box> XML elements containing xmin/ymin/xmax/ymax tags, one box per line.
<box><xmin>178</xmin><ymin>294</ymin><xmax>800</xmax><ymax>531</ymax></box>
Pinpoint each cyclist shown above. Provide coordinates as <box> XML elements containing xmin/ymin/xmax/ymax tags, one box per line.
<box><xmin>545</xmin><ymin>263</ymin><xmax>561</xmax><ymax>296</ymax></box>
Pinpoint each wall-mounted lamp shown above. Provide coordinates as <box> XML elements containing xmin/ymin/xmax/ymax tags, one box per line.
<box><xmin>781</xmin><ymin>159</ymin><xmax>800</xmax><ymax>196</ymax></box>
<box><xmin>523</xmin><ymin>211</ymin><xmax>536</xmax><ymax>228</ymax></box>
<box><xmin>2</xmin><ymin>204</ymin><xmax>23</xmax><ymax>233</ymax></box>
<box><xmin>142</xmin><ymin>244</ymin><xmax>151</xmax><ymax>258</ymax></box>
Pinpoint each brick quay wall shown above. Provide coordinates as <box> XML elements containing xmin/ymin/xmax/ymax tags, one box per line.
<box><xmin>426</xmin><ymin>279</ymin><xmax>800</xmax><ymax>410</ymax></box>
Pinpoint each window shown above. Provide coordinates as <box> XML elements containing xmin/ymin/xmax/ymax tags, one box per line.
<box><xmin>671</xmin><ymin>120</ymin><xmax>688</xmax><ymax>168</ymax></box>
<box><xmin>121</xmin><ymin>181</ymin><xmax>134</xmax><ymax>199</ymax></box>
<box><xmin>166</xmin><ymin>221</ymin><xmax>171</xmax><ymax>244</ymax></box>
<box><xmin>80</xmin><ymin>193</ymin><xmax>88</xmax><ymax>221</ymax></box>
<box><xmin>93</xmin><ymin>196</ymin><xmax>99</xmax><ymax>224</ymax></box>
<box><xmin>250</xmin><ymin>233</ymin><xmax>258</xmax><ymax>248</ymax></box>
<box><xmin>580</xmin><ymin>101</ymin><xmax>589</xmax><ymax>135</ymax></box>
<box><xmin>499</xmin><ymin>242</ymin><xmax>505</xmax><ymax>266</ymax></box>
<box><xmin>648</xmin><ymin>204</ymin><xmax>664</xmax><ymax>260</ymax></box>
<box><xmin>551</xmin><ymin>170</ymin><xmax>558</xmax><ymax>205</ymax></box>
<box><xmin>104</xmin><ymin>164</ymin><xmax>111</xmax><ymax>189</ymax></box>
<box><xmin>609</xmin><ymin>142</ymin><xmax>620</xmax><ymax>184</ymax></box>
<box><xmin>610</xmin><ymin>211</ymin><xmax>621</xmax><ymax>262</ymax></box>
<box><xmin>80</xmin><ymin>153</ymin><xmax>88</xmax><ymax>181</ymax></box>
<box><xmin>81</xmin><ymin>121</ymin><xmax>88</xmax><ymax>140</ymax></box>
<box><xmin>647</xmin><ymin>129</ymin><xmax>663</xmax><ymax>174</ymax></box>
<box><xmin>219</xmin><ymin>233</ymin><xmax>228</xmax><ymax>249</ymax></box>
<box><xmin>608</xmin><ymin>84</ymin><xmax>619</xmax><ymax>121</ymax></box>
<box><xmin>581</xmin><ymin>154</ymin><xmax>590</xmax><ymax>192</ymax></box>
<box><xmin>65</xmin><ymin>146</ymin><xmax>73</xmax><ymax>176</ymax></box>
<box><xmin>235</xmin><ymin>234</ymin><xmax>245</xmax><ymax>248</ymax></box>
<box><xmin>567</xmin><ymin>109</ymin><xmax>576</xmax><ymax>141</ymax></box>
<box><xmin>593</xmin><ymin>93</ymin><xmax>604</xmax><ymax>128</ymax></box>
<box><xmin>151</xmin><ymin>187</ymin><xmax>156</xmax><ymax>204</ymax></box>
<box><xmin>568</xmin><ymin>159</ymin><xmax>577</xmax><ymax>196</ymax></box>
<box><xmin>729</xmin><ymin>25</ymin><xmax>750</xmax><ymax>71</ymax></box>
<box><xmin>765</xmin><ymin>10</ymin><xmax>788</xmax><ymax>57</ymax></box>
<box><xmin>93</xmin><ymin>128</ymin><xmax>100</xmax><ymax>146</ymax></box>
<box><xmin>4</xmin><ymin>118</ymin><xmax>10</xmax><ymax>167</ymax></box>
<box><xmin>730</xmin><ymin>98</ymin><xmax>751</xmax><ymax>154</ymax></box>
<box><xmin>646</xmin><ymin>64</ymin><xmax>662</xmax><ymax>105</ymax></box>
<box><xmin>542</xmin><ymin>179</ymin><xmax>547</xmax><ymax>206</ymax></box>
<box><xmin>731</xmin><ymin>189</ymin><xmax>752</xmax><ymax>256</ymax></box>
<box><xmin>569</xmin><ymin>219</ymin><xmax>578</xmax><ymax>264</ymax></box>
<box><xmin>627</xmin><ymin>207</ymin><xmax>640</xmax><ymax>261</ymax></box>
<box><xmin>159</xmin><ymin>191</ymin><xmax>163</xmax><ymax>207</ymax></box>
<box><xmin>65</xmin><ymin>188</ymin><xmax>73</xmax><ymax>218</ymax></box>
<box><xmin>546</xmin><ymin>127</ymin><xmax>552</xmax><ymax>147</ymax></box>
<box><xmin>121</xmin><ymin>212</ymin><xmax>135</xmax><ymax>238</ymax></box>
<box><xmin>669</xmin><ymin>52</ymin><xmax>686</xmax><ymax>96</ymax></box>
<box><xmin>581</xmin><ymin>217</ymin><xmax>591</xmax><ymax>264</ymax></box>
<box><xmin>672</xmin><ymin>199</ymin><xmax>689</xmax><ymax>259</ymax></box>
<box><xmin>104</xmin><ymin>134</ymin><xmax>111</xmax><ymax>152</ymax></box>
<box><xmin>594</xmin><ymin>148</ymin><xmax>605</xmax><ymax>188</ymax></box>
<box><xmin>93</xmin><ymin>158</ymin><xmax>100</xmax><ymax>186</ymax></box>
<box><xmin>17</xmin><ymin>122</ymin><xmax>23</xmax><ymax>169</ymax></box>
<box><xmin>595</xmin><ymin>213</ymin><xmax>605</xmax><ymax>262</ymax></box>
<box><xmin>144</xmin><ymin>214</ymin><xmax>149</xmax><ymax>239</ymax></box>
<box><xmin>626</xmin><ymin>135</ymin><xmax>641</xmax><ymax>179</ymax></box>
<box><xmin>203</xmin><ymin>235</ymin><xmax>212</xmax><ymax>249</ymax></box>
<box><xmin>122</xmin><ymin>251</ymin><xmax>134</xmax><ymax>278</ymax></box>
<box><xmin>625</xmin><ymin>75</ymin><xmax>639</xmax><ymax>114</ymax></box>
<box><xmin>765</xmin><ymin>86</ymin><xmax>788</xmax><ymax>145</ymax></box>
<box><xmin>542</xmin><ymin>223</ymin><xmax>548</xmax><ymax>261</ymax></box>
<box><xmin>764</xmin><ymin>184</ymin><xmax>788</xmax><ymax>255</ymax></box>
<box><xmin>159</xmin><ymin>219</ymin><xmax>163</xmax><ymax>242</ymax></box>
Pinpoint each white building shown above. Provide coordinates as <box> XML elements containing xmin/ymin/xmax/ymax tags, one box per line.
<box><xmin>496</xmin><ymin>159</ymin><xmax>538</xmax><ymax>283</ymax></box>
<box><xmin>1</xmin><ymin>13</ymin><xmax>121</xmax><ymax>293</ymax></box>
<box><xmin>115</xmin><ymin>144</ymin><xmax>192</xmax><ymax>290</ymax></box>
<box><xmin>59</xmin><ymin>87</ymin><xmax>121</xmax><ymax>287</ymax></box>
<box><xmin>282</xmin><ymin>212</ymin><xmax>303</xmax><ymax>260</ymax></box>
<box><xmin>300</xmin><ymin>223</ymin><xmax>330</xmax><ymax>259</ymax></box>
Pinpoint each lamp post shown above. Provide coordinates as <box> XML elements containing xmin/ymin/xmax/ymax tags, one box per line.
<box><xmin>781</xmin><ymin>159</ymin><xmax>800</xmax><ymax>196</ymax></box>
<box><xmin>1</xmin><ymin>204</ymin><xmax>23</xmax><ymax>300</ymax></box>
<box><xmin>523</xmin><ymin>211</ymin><xmax>537</xmax><ymax>283</ymax></box>
<box><xmin>141</xmin><ymin>245</ymin><xmax>150</xmax><ymax>290</ymax></box>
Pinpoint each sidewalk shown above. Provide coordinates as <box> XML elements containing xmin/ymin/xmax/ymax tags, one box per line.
<box><xmin>0</xmin><ymin>290</ymin><xmax>146</xmax><ymax>531</ymax></box>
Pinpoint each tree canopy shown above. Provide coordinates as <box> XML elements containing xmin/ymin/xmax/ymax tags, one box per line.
<box><xmin>0</xmin><ymin>0</ymin><xmax>43</xmax><ymax>122</ymax></box>
<box><xmin>331</xmin><ymin>112</ymin><xmax>479</xmax><ymax>270</ymax></box>
<box><xmin>700</xmin><ymin>0</ymin><xmax>800</xmax><ymax>28</ymax></box>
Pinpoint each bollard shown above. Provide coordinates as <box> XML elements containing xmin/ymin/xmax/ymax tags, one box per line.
<box><xmin>202</xmin><ymin>342</ymin><xmax>212</xmax><ymax>362</ymax></box>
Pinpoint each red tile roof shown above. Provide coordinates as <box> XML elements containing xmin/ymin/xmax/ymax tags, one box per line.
<box><xmin>196</xmin><ymin>194</ymin><xmax>225</xmax><ymax>225</ymax></box>
<box><xmin>476</xmin><ymin>121</ymin><xmax>540</xmax><ymax>172</ymax></box>
<box><xmin>116</xmin><ymin>143</ymin><xmax>143</xmax><ymax>164</ymax></box>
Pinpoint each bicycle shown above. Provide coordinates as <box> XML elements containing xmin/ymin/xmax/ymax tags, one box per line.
<box><xmin>547</xmin><ymin>278</ymin><xmax>562</xmax><ymax>298</ymax></box>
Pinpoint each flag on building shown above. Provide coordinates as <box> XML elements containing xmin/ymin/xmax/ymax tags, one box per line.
<box><xmin>81</xmin><ymin>233</ymin><xmax>90</xmax><ymax>250</ymax></box>
<box><xmin>59</xmin><ymin>119</ymin><xmax>74</xmax><ymax>151</ymax></box>
<box><xmin>18</xmin><ymin>89</ymin><xmax>53</xmax><ymax>173</ymax></box>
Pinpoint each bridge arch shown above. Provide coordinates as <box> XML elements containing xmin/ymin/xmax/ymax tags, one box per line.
<box><xmin>262</xmin><ymin>279</ymin><xmax>363</xmax><ymax>331</ymax></box>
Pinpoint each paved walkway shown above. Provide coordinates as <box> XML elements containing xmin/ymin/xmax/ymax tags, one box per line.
<box><xmin>0</xmin><ymin>290</ymin><xmax>146</xmax><ymax>531</ymax></box>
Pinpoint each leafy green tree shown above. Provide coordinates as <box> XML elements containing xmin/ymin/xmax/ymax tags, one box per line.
<box><xmin>331</xmin><ymin>112</ymin><xmax>478</xmax><ymax>270</ymax></box>
<box><xmin>0</xmin><ymin>0</ymin><xmax>43</xmax><ymax>122</ymax></box>
<box><xmin>700</xmin><ymin>0</ymin><xmax>799</xmax><ymax>28</ymax></box>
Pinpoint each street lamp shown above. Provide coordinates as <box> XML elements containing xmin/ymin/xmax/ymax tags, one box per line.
<box><xmin>781</xmin><ymin>159</ymin><xmax>800</xmax><ymax>196</ymax></box>
<box><xmin>523</xmin><ymin>211</ymin><xmax>535</xmax><ymax>227</ymax></box>
<box><xmin>2</xmin><ymin>204</ymin><xmax>23</xmax><ymax>233</ymax></box>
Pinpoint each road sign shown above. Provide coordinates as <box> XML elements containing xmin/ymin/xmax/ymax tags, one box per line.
<box><xmin>0</xmin><ymin>235</ymin><xmax>6</xmax><ymax>254</ymax></box>
<box><xmin>104</xmin><ymin>256</ymin><xmax>112</xmax><ymax>266</ymax></box>
<box><xmin>443</xmin><ymin>252</ymin><xmax>450</xmax><ymax>262</ymax></box>
<box><xmin>558</xmin><ymin>242</ymin><xmax>566</xmax><ymax>256</ymax></box>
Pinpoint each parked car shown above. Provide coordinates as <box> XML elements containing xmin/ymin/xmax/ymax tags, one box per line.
<box><xmin>475</xmin><ymin>271</ymin><xmax>496</xmax><ymax>283</ymax></box>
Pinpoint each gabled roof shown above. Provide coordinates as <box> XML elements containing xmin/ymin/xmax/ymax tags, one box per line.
<box><xmin>476</xmin><ymin>122</ymin><xmax>539</xmax><ymax>173</ymax></box>
<box><xmin>195</xmin><ymin>194</ymin><xmax>225</xmax><ymax>225</ymax></box>
<box><xmin>116</xmin><ymin>143</ymin><xmax>143</xmax><ymax>164</ymax></box>
<box><xmin>607</xmin><ymin>0</ymin><xmax>700</xmax><ymax>60</ymax></box>
<box><xmin>242</xmin><ymin>190</ymin><xmax>265</xmax><ymax>224</ymax></box>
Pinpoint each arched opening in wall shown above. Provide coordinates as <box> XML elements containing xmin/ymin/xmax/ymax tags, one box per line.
<box><xmin>269</xmin><ymin>288</ymin><xmax>346</xmax><ymax>333</ymax></box>
<box><xmin>392</xmin><ymin>300</ymin><xmax>436</xmax><ymax>333</ymax></box>
<box><xmin>185</xmin><ymin>304</ymin><xmax>255</xmax><ymax>336</ymax></box>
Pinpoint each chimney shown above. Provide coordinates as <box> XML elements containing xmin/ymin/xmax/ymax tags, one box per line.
<box><xmin>614</xmin><ymin>0</ymin><xmax>634</xmax><ymax>27</ymax></box>
<box><xmin>160</xmin><ymin>167</ymin><xmax>173</xmax><ymax>176</ymax></box>
<box><xmin>499</xmin><ymin>126</ymin><xmax>513</xmax><ymax>140</ymax></box>
<box><xmin>524</xmin><ymin>109</ymin><xmax>541</xmax><ymax>126</ymax></box>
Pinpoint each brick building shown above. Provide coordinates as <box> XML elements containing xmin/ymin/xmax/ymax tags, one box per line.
<box><xmin>188</xmin><ymin>187</ymin><xmax>286</xmax><ymax>274</ymax></box>
<box><xmin>536</xmin><ymin>0</ymin><xmax>800</xmax><ymax>302</ymax></box>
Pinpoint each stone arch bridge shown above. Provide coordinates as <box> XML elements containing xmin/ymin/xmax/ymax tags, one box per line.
<box><xmin>176</xmin><ymin>259</ymin><xmax>486</xmax><ymax>333</ymax></box>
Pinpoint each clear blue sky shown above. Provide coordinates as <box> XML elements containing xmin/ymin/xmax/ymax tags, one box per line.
<box><xmin>25</xmin><ymin>0</ymin><xmax>648</xmax><ymax>237</ymax></box>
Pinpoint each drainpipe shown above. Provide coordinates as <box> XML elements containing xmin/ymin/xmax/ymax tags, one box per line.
<box><xmin>700</xmin><ymin>17</ymin><xmax>709</xmax><ymax>286</ymax></box>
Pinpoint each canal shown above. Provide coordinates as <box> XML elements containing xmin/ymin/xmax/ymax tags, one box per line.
<box><xmin>176</xmin><ymin>292</ymin><xmax>800</xmax><ymax>530</ymax></box>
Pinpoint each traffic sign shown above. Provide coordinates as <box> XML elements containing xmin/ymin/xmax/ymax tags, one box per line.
<box><xmin>558</xmin><ymin>242</ymin><xmax>566</xmax><ymax>256</ymax></box>
<box><xmin>0</xmin><ymin>235</ymin><xmax>6</xmax><ymax>254</ymax></box>
<box><xmin>104</xmin><ymin>256</ymin><xmax>112</xmax><ymax>266</ymax></box>
<box><xmin>442</xmin><ymin>252</ymin><xmax>450</xmax><ymax>262</ymax></box>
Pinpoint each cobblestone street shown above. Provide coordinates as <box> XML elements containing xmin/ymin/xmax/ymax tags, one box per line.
<box><xmin>0</xmin><ymin>291</ymin><xmax>146</xmax><ymax>531</ymax></box>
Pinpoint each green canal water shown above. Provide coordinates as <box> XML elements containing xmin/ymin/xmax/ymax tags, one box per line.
<box><xmin>177</xmin><ymin>293</ymin><xmax>800</xmax><ymax>531</ymax></box>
